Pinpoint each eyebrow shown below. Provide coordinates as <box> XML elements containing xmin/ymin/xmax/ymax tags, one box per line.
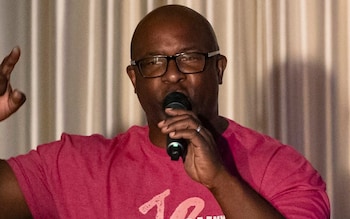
<box><xmin>140</xmin><ymin>48</ymin><xmax>205</xmax><ymax>57</ymax></box>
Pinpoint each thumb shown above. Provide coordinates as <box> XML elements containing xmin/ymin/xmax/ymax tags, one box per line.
<box><xmin>0</xmin><ymin>74</ymin><xmax>8</xmax><ymax>95</ymax></box>
<box><xmin>9</xmin><ymin>89</ymin><xmax>26</xmax><ymax>112</ymax></box>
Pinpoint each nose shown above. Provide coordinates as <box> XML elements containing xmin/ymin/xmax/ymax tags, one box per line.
<box><xmin>161</xmin><ymin>59</ymin><xmax>185</xmax><ymax>83</ymax></box>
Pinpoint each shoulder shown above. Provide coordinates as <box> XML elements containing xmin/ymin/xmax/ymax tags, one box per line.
<box><xmin>222</xmin><ymin>118</ymin><xmax>320</xmax><ymax>188</ymax></box>
<box><xmin>223</xmin><ymin>118</ymin><xmax>311</xmax><ymax>170</ymax></box>
<box><xmin>223</xmin><ymin>118</ymin><xmax>286</xmax><ymax>153</ymax></box>
<box><xmin>223</xmin><ymin>118</ymin><xmax>329</xmax><ymax>217</ymax></box>
<box><xmin>39</xmin><ymin>125</ymin><xmax>148</xmax><ymax>152</ymax></box>
<box><xmin>8</xmin><ymin>125</ymin><xmax>149</xmax><ymax>167</ymax></box>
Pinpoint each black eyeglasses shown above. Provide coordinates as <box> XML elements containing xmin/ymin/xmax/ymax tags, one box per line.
<box><xmin>130</xmin><ymin>50</ymin><xmax>220</xmax><ymax>78</ymax></box>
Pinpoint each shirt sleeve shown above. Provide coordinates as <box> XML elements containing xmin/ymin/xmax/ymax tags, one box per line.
<box><xmin>7</xmin><ymin>139</ymin><xmax>64</xmax><ymax>218</ymax></box>
<box><xmin>260</xmin><ymin>146</ymin><xmax>330</xmax><ymax>219</ymax></box>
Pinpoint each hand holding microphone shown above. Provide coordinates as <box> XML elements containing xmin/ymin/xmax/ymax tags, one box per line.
<box><xmin>160</xmin><ymin>92</ymin><xmax>225</xmax><ymax>188</ymax></box>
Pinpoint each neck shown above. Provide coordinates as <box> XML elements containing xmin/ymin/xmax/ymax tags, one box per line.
<box><xmin>200</xmin><ymin>115</ymin><xmax>228</xmax><ymax>140</ymax></box>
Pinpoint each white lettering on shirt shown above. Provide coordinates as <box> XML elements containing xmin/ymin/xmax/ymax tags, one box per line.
<box><xmin>139</xmin><ymin>189</ymin><xmax>170</xmax><ymax>219</ymax></box>
<box><xmin>138</xmin><ymin>189</ymin><xmax>225</xmax><ymax>219</ymax></box>
<box><xmin>170</xmin><ymin>197</ymin><xmax>204</xmax><ymax>218</ymax></box>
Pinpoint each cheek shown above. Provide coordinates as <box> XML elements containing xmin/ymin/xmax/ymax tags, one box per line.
<box><xmin>195</xmin><ymin>69</ymin><xmax>220</xmax><ymax>94</ymax></box>
<box><xmin>135</xmin><ymin>83</ymin><xmax>154</xmax><ymax>106</ymax></box>
<box><xmin>134</xmin><ymin>79</ymin><xmax>164</xmax><ymax>113</ymax></box>
<box><xmin>189</xmin><ymin>70</ymin><xmax>220</xmax><ymax>111</ymax></box>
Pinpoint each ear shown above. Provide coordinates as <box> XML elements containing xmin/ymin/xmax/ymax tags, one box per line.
<box><xmin>126</xmin><ymin>65</ymin><xmax>137</xmax><ymax>93</ymax></box>
<box><xmin>216</xmin><ymin>55</ymin><xmax>227</xmax><ymax>84</ymax></box>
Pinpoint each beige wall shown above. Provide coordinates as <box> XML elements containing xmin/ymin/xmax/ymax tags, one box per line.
<box><xmin>0</xmin><ymin>0</ymin><xmax>348</xmax><ymax>218</ymax></box>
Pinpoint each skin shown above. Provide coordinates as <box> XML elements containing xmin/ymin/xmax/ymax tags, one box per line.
<box><xmin>0</xmin><ymin>47</ymin><xmax>26</xmax><ymax>121</ymax></box>
<box><xmin>0</xmin><ymin>5</ymin><xmax>285</xmax><ymax>219</ymax></box>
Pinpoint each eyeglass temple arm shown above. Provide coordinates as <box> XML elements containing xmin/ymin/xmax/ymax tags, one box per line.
<box><xmin>208</xmin><ymin>50</ymin><xmax>220</xmax><ymax>57</ymax></box>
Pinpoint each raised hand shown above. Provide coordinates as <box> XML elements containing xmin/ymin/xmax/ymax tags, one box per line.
<box><xmin>0</xmin><ymin>47</ymin><xmax>26</xmax><ymax>121</ymax></box>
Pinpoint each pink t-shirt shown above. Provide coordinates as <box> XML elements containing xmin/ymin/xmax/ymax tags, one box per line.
<box><xmin>8</xmin><ymin>119</ymin><xmax>330</xmax><ymax>218</ymax></box>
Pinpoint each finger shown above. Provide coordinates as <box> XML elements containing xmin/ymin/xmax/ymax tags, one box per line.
<box><xmin>159</xmin><ymin>111</ymin><xmax>200</xmax><ymax>130</ymax></box>
<box><xmin>9</xmin><ymin>89</ymin><xmax>26</xmax><ymax>110</ymax></box>
<box><xmin>0</xmin><ymin>73</ymin><xmax>8</xmax><ymax>95</ymax></box>
<box><xmin>169</xmin><ymin>127</ymin><xmax>213</xmax><ymax>146</ymax></box>
<box><xmin>164</xmin><ymin>108</ymin><xmax>193</xmax><ymax>117</ymax></box>
<box><xmin>159</xmin><ymin>119</ymin><xmax>203</xmax><ymax>139</ymax></box>
<box><xmin>0</xmin><ymin>47</ymin><xmax>21</xmax><ymax>77</ymax></box>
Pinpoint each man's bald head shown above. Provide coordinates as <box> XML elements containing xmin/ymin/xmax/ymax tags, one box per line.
<box><xmin>130</xmin><ymin>5</ymin><xmax>219</xmax><ymax>59</ymax></box>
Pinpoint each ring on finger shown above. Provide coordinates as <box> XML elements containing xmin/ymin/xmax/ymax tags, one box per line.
<box><xmin>196</xmin><ymin>125</ymin><xmax>202</xmax><ymax>133</ymax></box>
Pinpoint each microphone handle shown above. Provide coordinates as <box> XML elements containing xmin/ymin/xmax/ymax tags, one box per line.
<box><xmin>162</xmin><ymin>92</ymin><xmax>191</xmax><ymax>161</ymax></box>
<box><xmin>167</xmin><ymin>136</ymin><xmax>187</xmax><ymax>161</ymax></box>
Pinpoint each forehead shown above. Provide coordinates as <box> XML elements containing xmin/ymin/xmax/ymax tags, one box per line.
<box><xmin>131</xmin><ymin>8</ymin><xmax>216</xmax><ymax>58</ymax></box>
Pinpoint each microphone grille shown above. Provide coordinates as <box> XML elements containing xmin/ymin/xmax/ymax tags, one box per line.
<box><xmin>163</xmin><ymin>92</ymin><xmax>192</xmax><ymax>110</ymax></box>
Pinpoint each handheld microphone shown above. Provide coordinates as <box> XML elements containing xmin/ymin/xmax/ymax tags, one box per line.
<box><xmin>163</xmin><ymin>92</ymin><xmax>192</xmax><ymax>161</ymax></box>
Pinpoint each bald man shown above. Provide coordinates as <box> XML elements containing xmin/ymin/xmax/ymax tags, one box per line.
<box><xmin>0</xmin><ymin>5</ymin><xmax>329</xmax><ymax>219</ymax></box>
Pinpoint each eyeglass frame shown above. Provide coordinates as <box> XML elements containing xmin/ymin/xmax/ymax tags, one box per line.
<box><xmin>130</xmin><ymin>50</ymin><xmax>220</xmax><ymax>78</ymax></box>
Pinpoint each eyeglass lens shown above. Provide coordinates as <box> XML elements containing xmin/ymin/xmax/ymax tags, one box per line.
<box><xmin>139</xmin><ymin>53</ymin><xmax>206</xmax><ymax>77</ymax></box>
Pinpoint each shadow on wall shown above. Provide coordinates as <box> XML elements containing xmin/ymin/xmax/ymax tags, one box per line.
<box><xmin>269</xmin><ymin>59</ymin><xmax>349</xmax><ymax>218</ymax></box>
<box><xmin>269</xmin><ymin>59</ymin><xmax>333</xmax><ymax>168</ymax></box>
